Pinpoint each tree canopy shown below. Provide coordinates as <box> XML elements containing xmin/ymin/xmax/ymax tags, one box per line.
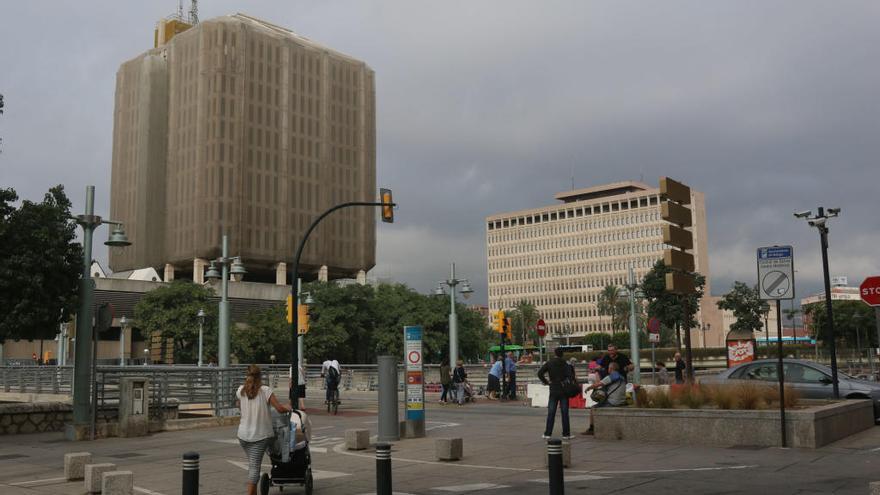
<box><xmin>506</xmin><ymin>299</ymin><xmax>541</xmax><ymax>345</ymax></box>
<box><xmin>716</xmin><ymin>282</ymin><xmax>765</xmax><ymax>334</ymax></box>
<box><xmin>640</xmin><ymin>260</ymin><xmax>706</xmax><ymax>347</ymax></box>
<box><xmin>597</xmin><ymin>285</ymin><xmax>626</xmax><ymax>333</ymax></box>
<box><xmin>0</xmin><ymin>186</ymin><xmax>81</xmax><ymax>343</ymax></box>
<box><xmin>804</xmin><ymin>300</ymin><xmax>876</xmax><ymax>347</ymax></box>
<box><xmin>133</xmin><ymin>280</ymin><xmax>218</xmax><ymax>363</ymax></box>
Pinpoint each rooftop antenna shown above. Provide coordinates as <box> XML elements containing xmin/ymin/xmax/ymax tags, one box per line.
<box><xmin>189</xmin><ymin>0</ymin><xmax>199</xmax><ymax>24</ymax></box>
<box><xmin>177</xmin><ymin>0</ymin><xmax>183</xmax><ymax>19</ymax></box>
<box><xmin>570</xmin><ymin>165</ymin><xmax>575</xmax><ymax>190</ymax></box>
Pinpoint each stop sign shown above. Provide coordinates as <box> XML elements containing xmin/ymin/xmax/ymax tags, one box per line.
<box><xmin>536</xmin><ymin>319</ymin><xmax>547</xmax><ymax>337</ymax></box>
<box><xmin>860</xmin><ymin>276</ymin><xmax>880</xmax><ymax>306</ymax></box>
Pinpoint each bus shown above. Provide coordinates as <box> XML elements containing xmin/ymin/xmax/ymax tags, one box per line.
<box><xmin>556</xmin><ymin>344</ymin><xmax>594</xmax><ymax>354</ymax></box>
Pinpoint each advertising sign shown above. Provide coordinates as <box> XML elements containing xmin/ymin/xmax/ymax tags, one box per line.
<box><xmin>727</xmin><ymin>339</ymin><xmax>756</xmax><ymax>368</ymax></box>
<box><xmin>757</xmin><ymin>246</ymin><xmax>795</xmax><ymax>300</ymax></box>
<box><xmin>404</xmin><ymin>325</ymin><xmax>424</xmax><ymax>420</ymax></box>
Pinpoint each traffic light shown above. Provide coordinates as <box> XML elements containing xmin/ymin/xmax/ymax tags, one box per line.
<box><xmin>504</xmin><ymin>318</ymin><xmax>513</xmax><ymax>342</ymax></box>
<box><xmin>287</xmin><ymin>295</ymin><xmax>294</xmax><ymax>324</ymax></box>
<box><xmin>298</xmin><ymin>304</ymin><xmax>309</xmax><ymax>335</ymax></box>
<box><xmin>380</xmin><ymin>188</ymin><xmax>394</xmax><ymax>223</ymax></box>
<box><xmin>493</xmin><ymin>310</ymin><xmax>505</xmax><ymax>334</ymax></box>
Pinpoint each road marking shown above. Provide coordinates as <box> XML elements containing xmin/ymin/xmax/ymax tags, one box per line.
<box><xmin>134</xmin><ymin>487</ymin><xmax>168</xmax><ymax>495</ymax></box>
<box><xmin>312</xmin><ymin>425</ymin><xmax>334</xmax><ymax>431</ymax></box>
<box><xmin>596</xmin><ymin>465</ymin><xmax>757</xmax><ymax>475</ymax></box>
<box><xmin>332</xmin><ymin>443</ymin><xmax>534</xmax><ymax>472</ymax></box>
<box><xmin>530</xmin><ymin>474</ymin><xmax>607</xmax><ymax>483</ymax></box>
<box><xmin>226</xmin><ymin>459</ymin><xmax>349</xmax><ymax>480</ymax></box>
<box><xmin>310</xmin><ymin>446</ymin><xmax>328</xmax><ymax>453</ymax></box>
<box><xmin>433</xmin><ymin>483</ymin><xmax>509</xmax><ymax>491</ymax></box>
<box><xmin>210</xmin><ymin>438</ymin><xmax>241</xmax><ymax>444</ymax></box>
<box><xmin>8</xmin><ymin>477</ymin><xmax>67</xmax><ymax>486</ymax></box>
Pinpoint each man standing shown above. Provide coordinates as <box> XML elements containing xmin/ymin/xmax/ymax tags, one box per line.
<box><xmin>487</xmin><ymin>356</ymin><xmax>503</xmax><ymax>400</ymax></box>
<box><xmin>597</xmin><ymin>344</ymin><xmax>634</xmax><ymax>380</ymax></box>
<box><xmin>538</xmin><ymin>347</ymin><xmax>573</xmax><ymax>440</ymax></box>
<box><xmin>503</xmin><ymin>351</ymin><xmax>519</xmax><ymax>400</ymax></box>
<box><xmin>673</xmin><ymin>352</ymin><xmax>686</xmax><ymax>384</ymax></box>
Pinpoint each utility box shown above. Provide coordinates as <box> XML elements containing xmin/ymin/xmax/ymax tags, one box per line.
<box><xmin>119</xmin><ymin>377</ymin><xmax>149</xmax><ymax>437</ymax></box>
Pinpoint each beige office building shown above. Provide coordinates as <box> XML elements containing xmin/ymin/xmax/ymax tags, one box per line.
<box><xmin>486</xmin><ymin>181</ymin><xmax>720</xmax><ymax>344</ymax></box>
<box><xmin>110</xmin><ymin>13</ymin><xmax>376</xmax><ymax>281</ymax></box>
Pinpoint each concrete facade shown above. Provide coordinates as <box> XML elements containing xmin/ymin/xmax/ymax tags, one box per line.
<box><xmin>486</xmin><ymin>181</ymin><xmax>715</xmax><ymax>340</ymax></box>
<box><xmin>110</xmin><ymin>13</ymin><xmax>377</xmax><ymax>281</ymax></box>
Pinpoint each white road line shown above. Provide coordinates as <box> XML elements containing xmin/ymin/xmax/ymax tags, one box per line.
<box><xmin>433</xmin><ymin>483</ymin><xmax>509</xmax><ymax>491</ymax></box>
<box><xmin>331</xmin><ymin>443</ymin><xmax>535</xmax><ymax>472</ymax></box>
<box><xmin>210</xmin><ymin>438</ymin><xmax>241</xmax><ymax>444</ymax></box>
<box><xmin>8</xmin><ymin>477</ymin><xmax>67</xmax><ymax>486</ymax></box>
<box><xmin>529</xmin><ymin>474</ymin><xmax>607</xmax><ymax>483</ymax></box>
<box><xmin>595</xmin><ymin>465</ymin><xmax>757</xmax><ymax>475</ymax></box>
<box><xmin>310</xmin><ymin>447</ymin><xmax>328</xmax><ymax>453</ymax></box>
<box><xmin>226</xmin><ymin>459</ymin><xmax>348</xmax><ymax>479</ymax></box>
<box><xmin>134</xmin><ymin>487</ymin><xmax>169</xmax><ymax>495</ymax></box>
<box><xmin>869</xmin><ymin>446</ymin><xmax>880</xmax><ymax>452</ymax></box>
<box><xmin>312</xmin><ymin>426</ymin><xmax>334</xmax><ymax>430</ymax></box>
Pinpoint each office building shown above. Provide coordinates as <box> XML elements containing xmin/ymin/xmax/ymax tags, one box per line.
<box><xmin>110</xmin><ymin>13</ymin><xmax>376</xmax><ymax>282</ymax></box>
<box><xmin>486</xmin><ymin>181</ymin><xmax>717</xmax><ymax>342</ymax></box>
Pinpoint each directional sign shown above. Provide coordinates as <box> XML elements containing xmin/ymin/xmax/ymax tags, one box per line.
<box><xmin>536</xmin><ymin>319</ymin><xmax>547</xmax><ymax>337</ymax></box>
<box><xmin>757</xmin><ymin>246</ymin><xmax>795</xmax><ymax>300</ymax></box>
<box><xmin>860</xmin><ymin>276</ymin><xmax>880</xmax><ymax>307</ymax></box>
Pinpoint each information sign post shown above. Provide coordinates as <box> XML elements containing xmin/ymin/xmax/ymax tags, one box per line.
<box><xmin>404</xmin><ymin>325</ymin><xmax>425</xmax><ymax>438</ymax></box>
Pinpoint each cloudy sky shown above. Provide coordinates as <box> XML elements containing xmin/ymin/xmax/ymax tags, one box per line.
<box><xmin>2</xmin><ymin>1</ymin><xmax>878</xmax><ymax>304</ymax></box>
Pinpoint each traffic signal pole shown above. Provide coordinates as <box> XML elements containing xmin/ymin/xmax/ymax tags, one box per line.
<box><xmin>289</xmin><ymin>199</ymin><xmax>395</xmax><ymax>405</ymax></box>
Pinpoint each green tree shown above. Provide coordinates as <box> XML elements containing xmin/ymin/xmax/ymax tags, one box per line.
<box><xmin>640</xmin><ymin>260</ymin><xmax>706</xmax><ymax>349</ymax></box>
<box><xmin>133</xmin><ymin>281</ymin><xmax>217</xmax><ymax>363</ymax></box>
<box><xmin>716</xmin><ymin>282</ymin><xmax>764</xmax><ymax>334</ymax></box>
<box><xmin>597</xmin><ymin>285</ymin><xmax>624</xmax><ymax>333</ymax></box>
<box><xmin>234</xmin><ymin>305</ymin><xmax>292</xmax><ymax>364</ymax></box>
<box><xmin>0</xmin><ymin>186</ymin><xmax>82</xmax><ymax>344</ymax></box>
<box><xmin>509</xmin><ymin>299</ymin><xmax>540</xmax><ymax>344</ymax></box>
<box><xmin>804</xmin><ymin>300</ymin><xmax>876</xmax><ymax>348</ymax></box>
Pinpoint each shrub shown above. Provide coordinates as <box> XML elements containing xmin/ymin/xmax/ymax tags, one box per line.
<box><xmin>635</xmin><ymin>387</ymin><xmax>649</xmax><ymax>407</ymax></box>
<box><xmin>676</xmin><ymin>385</ymin><xmax>708</xmax><ymax>409</ymax></box>
<box><xmin>705</xmin><ymin>384</ymin><xmax>739</xmax><ymax>410</ymax></box>
<box><xmin>646</xmin><ymin>387</ymin><xmax>674</xmax><ymax>409</ymax></box>
<box><xmin>783</xmin><ymin>384</ymin><xmax>801</xmax><ymax>408</ymax></box>
<box><xmin>734</xmin><ymin>382</ymin><xmax>767</xmax><ymax>410</ymax></box>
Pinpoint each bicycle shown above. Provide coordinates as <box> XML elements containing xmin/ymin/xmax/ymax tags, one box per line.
<box><xmin>325</xmin><ymin>386</ymin><xmax>340</xmax><ymax>415</ymax></box>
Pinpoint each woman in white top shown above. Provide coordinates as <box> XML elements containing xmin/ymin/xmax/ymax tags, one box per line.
<box><xmin>237</xmin><ymin>364</ymin><xmax>292</xmax><ymax>495</ymax></box>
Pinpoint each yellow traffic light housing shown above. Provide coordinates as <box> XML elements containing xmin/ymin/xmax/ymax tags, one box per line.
<box><xmin>493</xmin><ymin>311</ymin><xmax>505</xmax><ymax>334</ymax></box>
<box><xmin>504</xmin><ymin>318</ymin><xmax>513</xmax><ymax>341</ymax></box>
<box><xmin>287</xmin><ymin>295</ymin><xmax>294</xmax><ymax>324</ymax></box>
<box><xmin>380</xmin><ymin>188</ymin><xmax>394</xmax><ymax>223</ymax></box>
<box><xmin>298</xmin><ymin>304</ymin><xmax>310</xmax><ymax>335</ymax></box>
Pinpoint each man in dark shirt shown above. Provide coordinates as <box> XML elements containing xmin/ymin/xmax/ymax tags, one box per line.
<box><xmin>597</xmin><ymin>344</ymin><xmax>634</xmax><ymax>380</ymax></box>
<box><xmin>673</xmin><ymin>352</ymin><xmax>686</xmax><ymax>384</ymax></box>
<box><xmin>538</xmin><ymin>347</ymin><xmax>573</xmax><ymax>439</ymax></box>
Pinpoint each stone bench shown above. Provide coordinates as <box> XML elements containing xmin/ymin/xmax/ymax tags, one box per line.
<box><xmin>85</xmin><ymin>463</ymin><xmax>117</xmax><ymax>493</ymax></box>
<box><xmin>345</xmin><ymin>429</ymin><xmax>370</xmax><ymax>450</ymax></box>
<box><xmin>543</xmin><ymin>441</ymin><xmax>571</xmax><ymax>467</ymax></box>
<box><xmin>435</xmin><ymin>438</ymin><xmax>463</xmax><ymax>461</ymax></box>
<box><xmin>102</xmin><ymin>470</ymin><xmax>134</xmax><ymax>495</ymax></box>
<box><xmin>64</xmin><ymin>452</ymin><xmax>92</xmax><ymax>481</ymax></box>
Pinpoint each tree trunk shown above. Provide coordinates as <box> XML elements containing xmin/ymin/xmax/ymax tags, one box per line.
<box><xmin>675</xmin><ymin>323</ymin><xmax>682</xmax><ymax>351</ymax></box>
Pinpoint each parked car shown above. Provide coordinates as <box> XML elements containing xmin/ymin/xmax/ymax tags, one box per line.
<box><xmin>702</xmin><ymin>358</ymin><xmax>880</xmax><ymax>420</ymax></box>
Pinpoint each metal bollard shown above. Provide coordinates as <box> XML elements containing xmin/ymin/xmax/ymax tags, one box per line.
<box><xmin>182</xmin><ymin>451</ymin><xmax>199</xmax><ymax>495</ymax></box>
<box><xmin>547</xmin><ymin>439</ymin><xmax>564</xmax><ymax>495</ymax></box>
<box><xmin>376</xmin><ymin>443</ymin><xmax>392</xmax><ymax>495</ymax></box>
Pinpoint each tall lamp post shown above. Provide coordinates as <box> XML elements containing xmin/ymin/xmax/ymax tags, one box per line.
<box><xmin>620</xmin><ymin>266</ymin><xmax>644</xmax><ymax>386</ymax></box>
<box><xmin>119</xmin><ymin>316</ymin><xmax>129</xmax><ymax>367</ymax></box>
<box><xmin>761</xmin><ymin>301</ymin><xmax>771</xmax><ymax>346</ymax></box>
<box><xmin>434</xmin><ymin>263</ymin><xmax>473</xmax><ymax>367</ymax></box>
<box><xmin>701</xmin><ymin>323</ymin><xmax>711</xmax><ymax>349</ymax></box>
<box><xmin>196</xmin><ymin>309</ymin><xmax>206</xmax><ymax>367</ymax></box>
<box><xmin>204</xmin><ymin>235</ymin><xmax>246</xmax><ymax>368</ymax></box>
<box><xmin>70</xmin><ymin>185</ymin><xmax>131</xmax><ymax>438</ymax></box>
<box><xmin>795</xmin><ymin>207</ymin><xmax>841</xmax><ymax>398</ymax></box>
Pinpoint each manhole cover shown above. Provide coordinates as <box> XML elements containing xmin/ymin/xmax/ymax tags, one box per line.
<box><xmin>0</xmin><ymin>454</ymin><xmax>29</xmax><ymax>460</ymax></box>
<box><xmin>107</xmin><ymin>452</ymin><xmax>146</xmax><ymax>459</ymax></box>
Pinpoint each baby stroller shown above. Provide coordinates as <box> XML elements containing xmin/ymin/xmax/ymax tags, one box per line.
<box><xmin>260</xmin><ymin>409</ymin><xmax>313</xmax><ymax>495</ymax></box>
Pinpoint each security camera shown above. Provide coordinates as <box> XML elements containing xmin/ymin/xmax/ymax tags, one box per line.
<box><xmin>793</xmin><ymin>210</ymin><xmax>811</xmax><ymax>219</ymax></box>
<box><xmin>827</xmin><ymin>208</ymin><xmax>841</xmax><ymax>216</ymax></box>
<box><xmin>808</xmin><ymin>218</ymin><xmax>826</xmax><ymax>228</ymax></box>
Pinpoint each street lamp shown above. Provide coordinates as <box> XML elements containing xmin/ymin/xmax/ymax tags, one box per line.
<box><xmin>196</xmin><ymin>309</ymin><xmax>206</xmax><ymax>367</ymax></box>
<box><xmin>761</xmin><ymin>301</ymin><xmax>771</xmax><ymax>344</ymax></box>
<box><xmin>434</xmin><ymin>263</ymin><xmax>473</xmax><ymax>367</ymax></box>
<box><xmin>701</xmin><ymin>323</ymin><xmax>712</xmax><ymax>349</ymax></box>
<box><xmin>70</xmin><ymin>185</ymin><xmax>131</xmax><ymax>437</ymax></box>
<box><xmin>119</xmin><ymin>315</ymin><xmax>129</xmax><ymax>367</ymax></box>
<box><xmin>620</xmin><ymin>266</ymin><xmax>644</xmax><ymax>385</ymax></box>
<box><xmin>204</xmin><ymin>234</ymin><xmax>246</xmax><ymax>368</ymax></box>
<box><xmin>795</xmin><ymin>207</ymin><xmax>841</xmax><ymax>398</ymax></box>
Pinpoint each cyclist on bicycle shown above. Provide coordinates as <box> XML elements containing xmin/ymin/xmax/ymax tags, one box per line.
<box><xmin>321</xmin><ymin>359</ymin><xmax>341</xmax><ymax>404</ymax></box>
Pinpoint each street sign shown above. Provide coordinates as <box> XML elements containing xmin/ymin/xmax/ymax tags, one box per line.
<box><xmin>647</xmin><ymin>317</ymin><xmax>661</xmax><ymax>334</ymax></box>
<box><xmin>404</xmin><ymin>326</ymin><xmax>424</xmax><ymax>420</ymax></box>
<box><xmin>648</xmin><ymin>332</ymin><xmax>660</xmax><ymax>344</ymax></box>
<box><xmin>757</xmin><ymin>245</ymin><xmax>795</xmax><ymax>300</ymax></box>
<box><xmin>536</xmin><ymin>319</ymin><xmax>547</xmax><ymax>337</ymax></box>
<box><xmin>860</xmin><ymin>277</ymin><xmax>880</xmax><ymax>306</ymax></box>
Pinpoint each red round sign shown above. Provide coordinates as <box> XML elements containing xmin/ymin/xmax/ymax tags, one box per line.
<box><xmin>536</xmin><ymin>319</ymin><xmax>547</xmax><ymax>337</ymax></box>
<box><xmin>860</xmin><ymin>276</ymin><xmax>880</xmax><ymax>307</ymax></box>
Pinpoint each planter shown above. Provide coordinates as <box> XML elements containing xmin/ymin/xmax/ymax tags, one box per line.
<box><xmin>593</xmin><ymin>399</ymin><xmax>874</xmax><ymax>448</ymax></box>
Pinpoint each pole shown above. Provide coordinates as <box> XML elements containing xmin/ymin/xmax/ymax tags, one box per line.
<box><xmin>818</xmin><ymin>216</ymin><xmax>840</xmax><ymax>398</ymax></box>
<box><xmin>682</xmin><ymin>298</ymin><xmax>694</xmax><ymax>383</ymax></box>
<box><xmin>449</xmin><ymin>263</ymin><xmax>459</xmax><ymax>370</ymax></box>
<box><xmin>119</xmin><ymin>322</ymin><xmax>125</xmax><ymax>366</ymax></box>
<box><xmin>875</xmin><ymin>307</ymin><xmax>880</xmax><ymax>379</ymax></box>
<box><xmin>72</xmin><ymin>186</ymin><xmax>96</xmax><ymax>428</ymax></box>
<box><xmin>182</xmin><ymin>452</ymin><xmax>199</xmax><ymax>495</ymax></box>
<box><xmin>297</xmin><ymin>278</ymin><xmax>304</xmax><ymax>383</ymax></box>
<box><xmin>376</xmin><ymin>443</ymin><xmax>392</xmax><ymax>495</ymax></box>
<box><xmin>775</xmin><ymin>299</ymin><xmax>787</xmax><ymax>447</ymax></box>
<box><xmin>197</xmin><ymin>318</ymin><xmax>204</xmax><ymax>367</ymax></box>
<box><xmin>218</xmin><ymin>235</ymin><xmax>230</xmax><ymax>368</ymax></box>
<box><xmin>627</xmin><ymin>267</ymin><xmax>640</xmax><ymax>387</ymax></box>
<box><xmin>377</xmin><ymin>356</ymin><xmax>399</xmax><ymax>442</ymax></box>
<box><xmin>547</xmin><ymin>438</ymin><xmax>564</xmax><ymax>495</ymax></box>
<box><xmin>289</xmin><ymin>201</ymin><xmax>393</xmax><ymax>404</ymax></box>
<box><xmin>651</xmin><ymin>343</ymin><xmax>656</xmax><ymax>384</ymax></box>
<box><xmin>500</xmin><ymin>329</ymin><xmax>506</xmax><ymax>401</ymax></box>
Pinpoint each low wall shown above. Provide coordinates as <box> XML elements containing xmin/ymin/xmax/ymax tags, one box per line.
<box><xmin>593</xmin><ymin>399</ymin><xmax>874</xmax><ymax>448</ymax></box>
<box><xmin>0</xmin><ymin>402</ymin><xmax>180</xmax><ymax>436</ymax></box>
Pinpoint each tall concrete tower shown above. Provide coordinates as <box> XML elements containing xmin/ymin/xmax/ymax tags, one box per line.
<box><xmin>110</xmin><ymin>13</ymin><xmax>377</xmax><ymax>282</ymax></box>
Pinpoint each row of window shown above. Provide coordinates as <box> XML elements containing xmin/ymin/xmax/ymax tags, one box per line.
<box><xmin>488</xmin><ymin>210</ymin><xmax>661</xmax><ymax>245</ymax></box>
<box><xmin>487</xmin><ymin>196</ymin><xmax>660</xmax><ymax>231</ymax></box>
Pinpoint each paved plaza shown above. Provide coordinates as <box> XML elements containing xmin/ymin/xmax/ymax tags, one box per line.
<box><xmin>2</xmin><ymin>396</ymin><xmax>880</xmax><ymax>494</ymax></box>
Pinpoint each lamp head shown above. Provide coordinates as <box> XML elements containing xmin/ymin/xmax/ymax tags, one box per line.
<box><xmin>205</xmin><ymin>262</ymin><xmax>221</xmax><ymax>280</ymax></box>
<box><xmin>105</xmin><ymin>225</ymin><xmax>132</xmax><ymax>247</ymax></box>
<box><xmin>303</xmin><ymin>293</ymin><xmax>315</xmax><ymax>305</ymax></box>
<box><xmin>434</xmin><ymin>286</ymin><xmax>445</xmax><ymax>296</ymax></box>
<box><xmin>460</xmin><ymin>281</ymin><xmax>474</xmax><ymax>299</ymax></box>
<box><xmin>197</xmin><ymin>308</ymin><xmax>206</xmax><ymax>319</ymax></box>
<box><xmin>229</xmin><ymin>257</ymin><xmax>247</xmax><ymax>276</ymax></box>
<box><xmin>119</xmin><ymin>315</ymin><xmax>128</xmax><ymax>328</ymax></box>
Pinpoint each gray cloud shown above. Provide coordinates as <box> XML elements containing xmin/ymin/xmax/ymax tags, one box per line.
<box><xmin>2</xmin><ymin>1</ymin><xmax>878</xmax><ymax>304</ymax></box>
